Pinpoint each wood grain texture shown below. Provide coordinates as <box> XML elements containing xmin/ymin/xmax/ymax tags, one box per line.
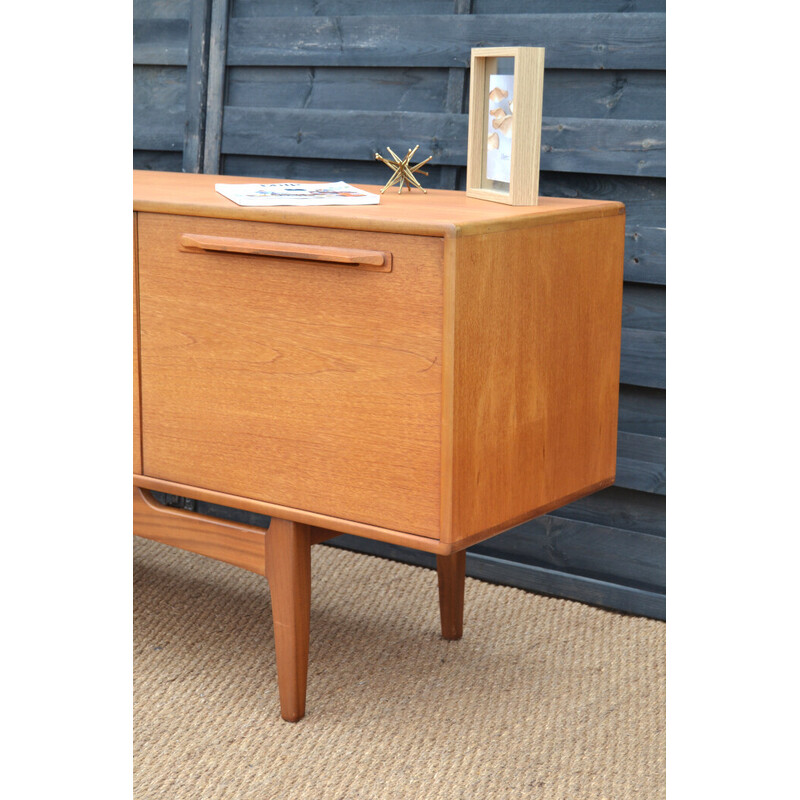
<box><xmin>471</xmin><ymin>514</ymin><xmax>665</xmax><ymax>592</ymax></box>
<box><xmin>308</xmin><ymin>526</ymin><xmax>340</xmax><ymax>545</ymax></box>
<box><xmin>182</xmin><ymin>0</ymin><xmax>212</xmax><ymax>172</ymax></box>
<box><xmin>135</xmin><ymin>172</ymin><xmax>626</xmax><ymax>550</ymax></box>
<box><xmin>466</xmin><ymin>47</ymin><xmax>545</xmax><ymax>206</ymax></box>
<box><xmin>621</xmin><ymin>283</ymin><xmax>665</xmax><ymax>331</ymax></box>
<box><xmin>212</xmin><ymin>108</ymin><xmax>664</xmax><ymax>178</ymax></box>
<box><xmin>222</xmin><ymin>65</ymin><xmax>664</xmax><ymax>121</ymax></box>
<box><xmin>465</xmin><ymin>550</ymin><xmax>665</xmax><ymax>620</ymax></box>
<box><xmin>618</xmin><ymin>386</ymin><xmax>664</xmax><ymax>436</ymax></box>
<box><xmin>133</xmin><ymin>18</ymin><xmax>190</xmax><ymax>65</ymax></box>
<box><xmin>510</xmin><ymin>48</ymin><xmax>545</xmax><ymax>204</ymax></box>
<box><xmin>133</xmin><ymin>213</ymin><xmax>143</xmax><ymax>474</ymax></box>
<box><xmin>620</xmin><ymin>327</ymin><xmax>665</xmax><ymax>388</ymax></box>
<box><xmin>201</xmin><ymin>0</ymin><xmax>230</xmax><ymax>173</ymax></box>
<box><xmin>225</xmin><ymin>13</ymin><xmax>666</xmax><ymax>70</ymax></box>
<box><xmin>439</xmin><ymin>0</ymin><xmax>472</xmax><ymax>190</ymax></box>
<box><xmin>134</xmin><ymin>170</ymin><xmax>623</xmax><ymax>237</ymax></box>
<box><xmin>264</xmin><ymin>517</ymin><xmax>311</xmax><ymax>722</ymax></box>
<box><xmin>178</xmin><ymin>232</ymin><xmax>392</xmax><ymax>269</ymax></box>
<box><xmin>541</xmin><ymin>69</ymin><xmax>665</xmax><ymax>120</ymax></box>
<box><xmin>553</xmin><ymin>485</ymin><xmax>665</xmax><ymax>537</ymax></box>
<box><xmin>327</xmin><ymin>534</ymin><xmax>665</xmax><ymax>620</ymax></box>
<box><xmin>537</xmin><ymin>174</ymin><xmax>665</xmax><ymax>284</ymax></box>
<box><xmin>134</xmin><ymin>107</ymin><xmax>185</xmax><ymax>152</ymax></box>
<box><xmin>134</xmin><ymin>65</ymin><xmax>187</xmax><ymax>113</ymax></box>
<box><xmin>231</xmin><ymin>1</ymin><xmax>666</xmax><ymax>15</ymax></box>
<box><xmin>448</xmin><ymin>213</ymin><xmax>626</xmax><ymax>546</ymax></box>
<box><xmin>137</xmin><ymin>211</ymin><xmax>443</xmax><ymax>537</ymax></box>
<box><xmin>133</xmin><ymin>1</ymin><xmax>664</xmax><ymax>617</ymax></box>
<box><xmin>471</xmin><ymin>1</ymin><xmax>666</xmax><ymax>10</ymax></box>
<box><xmin>437</xmin><ymin>550</ymin><xmax>466</xmax><ymax>640</ymax></box>
<box><xmin>133</xmin><ymin>473</ymin><xmax>453</xmax><ymax>554</ymax></box>
<box><xmin>615</xmin><ymin>431</ymin><xmax>665</xmax><ymax>494</ymax></box>
<box><xmin>133</xmin><ymin>487</ymin><xmax>265</xmax><ymax>574</ymax></box>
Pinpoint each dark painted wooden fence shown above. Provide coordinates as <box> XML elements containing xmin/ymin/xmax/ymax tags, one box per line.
<box><xmin>134</xmin><ymin>0</ymin><xmax>666</xmax><ymax>619</ymax></box>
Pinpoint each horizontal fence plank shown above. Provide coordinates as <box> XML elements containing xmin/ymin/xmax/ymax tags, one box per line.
<box><xmin>133</xmin><ymin>151</ymin><xmax>184</xmax><ymax>172</ymax></box>
<box><xmin>538</xmin><ymin>172</ymin><xmax>664</xmax><ymax>284</ymax></box>
<box><xmin>219</xmin><ymin>153</ymin><xmax>451</xmax><ymax>186</ymax></box>
<box><xmin>470</xmin><ymin>516</ymin><xmax>665</xmax><ymax>591</ymax></box>
<box><xmin>220</xmin><ymin>107</ymin><xmax>465</xmax><ymax>161</ymax></box>
<box><xmin>539</xmin><ymin>171</ymin><xmax>664</xmax><ymax>204</ymax></box>
<box><xmin>539</xmin><ymin>172</ymin><xmax>665</xmax><ymax>220</ymax></box>
<box><xmin>227</xmin><ymin>65</ymin><xmax>451</xmax><ymax>112</ymax></box>
<box><xmin>618</xmin><ymin>386</ymin><xmax>665</xmax><ymax>437</ymax></box>
<box><xmin>543</xmin><ymin>69</ymin><xmax>665</xmax><ymax>120</ymax></box>
<box><xmin>541</xmin><ymin>117</ymin><xmax>664</xmax><ymax>176</ymax></box>
<box><xmin>621</xmin><ymin>283</ymin><xmax>665</xmax><ymax>331</ymax></box>
<box><xmin>233</xmin><ymin>0</ymin><xmax>458</xmax><ymax>16</ymax></box>
<box><xmin>624</xmin><ymin>218</ymin><xmax>665</xmax><ymax>284</ymax></box>
<box><xmin>134</xmin><ymin>65</ymin><xmax>187</xmax><ymax>108</ymax></box>
<box><xmin>233</xmin><ymin>0</ymin><xmax>667</xmax><ymax>15</ymax></box>
<box><xmin>226</xmin><ymin>14</ymin><xmax>666</xmax><ymax>70</ymax></box>
<box><xmin>134</xmin><ymin>19</ymin><xmax>190</xmax><ymax>65</ymax></box>
<box><xmin>135</xmin><ymin>0</ymin><xmax>191</xmax><ymax>18</ymax></box>
<box><xmin>225</xmin><ymin>65</ymin><xmax>665</xmax><ymax>121</ymax></box>
<box><xmin>552</xmin><ymin>485</ymin><xmax>665</xmax><ymax>537</ymax></box>
<box><xmin>471</xmin><ymin>1</ymin><xmax>666</xmax><ymax>11</ymax></box>
<box><xmin>218</xmin><ymin>107</ymin><xmax>665</xmax><ymax>177</ymax></box>
<box><xmin>134</xmin><ymin>107</ymin><xmax>185</xmax><ymax>150</ymax></box>
<box><xmin>466</xmin><ymin>552</ymin><xmax>665</xmax><ymax>619</ymax></box>
<box><xmin>326</xmin><ymin>537</ymin><xmax>665</xmax><ymax>619</ymax></box>
<box><xmin>620</xmin><ymin>328</ymin><xmax>665</xmax><ymax>388</ymax></box>
<box><xmin>616</xmin><ymin>431</ymin><xmax>665</xmax><ymax>494</ymax></box>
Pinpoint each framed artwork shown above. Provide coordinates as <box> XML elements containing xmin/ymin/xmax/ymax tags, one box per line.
<box><xmin>466</xmin><ymin>47</ymin><xmax>545</xmax><ymax>206</ymax></box>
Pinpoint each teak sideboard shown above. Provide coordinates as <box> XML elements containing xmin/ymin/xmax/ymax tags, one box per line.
<box><xmin>133</xmin><ymin>169</ymin><xmax>625</xmax><ymax>721</ymax></box>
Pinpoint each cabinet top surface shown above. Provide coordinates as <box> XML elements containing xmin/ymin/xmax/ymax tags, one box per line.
<box><xmin>134</xmin><ymin>170</ymin><xmax>624</xmax><ymax>238</ymax></box>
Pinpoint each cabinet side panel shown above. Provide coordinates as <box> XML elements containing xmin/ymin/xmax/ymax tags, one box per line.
<box><xmin>451</xmin><ymin>213</ymin><xmax>625</xmax><ymax>544</ymax></box>
<box><xmin>133</xmin><ymin>212</ymin><xmax>143</xmax><ymax>474</ymax></box>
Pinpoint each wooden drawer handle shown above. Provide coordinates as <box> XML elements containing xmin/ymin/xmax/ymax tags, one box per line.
<box><xmin>179</xmin><ymin>233</ymin><xmax>392</xmax><ymax>272</ymax></box>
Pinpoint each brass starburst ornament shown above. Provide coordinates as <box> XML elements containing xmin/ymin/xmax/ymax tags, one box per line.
<box><xmin>374</xmin><ymin>145</ymin><xmax>433</xmax><ymax>194</ymax></box>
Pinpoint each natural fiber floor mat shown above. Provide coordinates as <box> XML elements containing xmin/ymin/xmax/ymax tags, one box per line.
<box><xmin>134</xmin><ymin>536</ymin><xmax>665</xmax><ymax>799</ymax></box>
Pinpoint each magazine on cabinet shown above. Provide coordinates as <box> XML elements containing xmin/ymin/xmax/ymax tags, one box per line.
<box><xmin>215</xmin><ymin>181</ymin><xmax>380</xmax><ymax>207</ymax></box>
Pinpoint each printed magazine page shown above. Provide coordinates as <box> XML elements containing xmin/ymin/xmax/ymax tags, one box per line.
<box><xmin>215</xmin><ymin>181</ymin><xmax>380</xmax><ymax>207</ymax></box>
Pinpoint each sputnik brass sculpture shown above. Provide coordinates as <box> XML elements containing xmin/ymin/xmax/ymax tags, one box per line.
<box><xmin>375</xmin><ymin>145</ymin><xmax>433</xmax><ymax>194</ymax></box>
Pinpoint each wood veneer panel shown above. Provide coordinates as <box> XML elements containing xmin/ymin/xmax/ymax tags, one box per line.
<box><xmin>133</xmin><ymin>170</ymin><xmax>623</xmax><ymax>238</ymax></box>
<box><xmin>133</xmin><ymin>474</ymin><xmax>453</xmax><ymax>555</ymax></box>
<box><xmin>138</xmin><ymin>213</ymin><xmax>443</xmax><ymax>538</ymax></box>
<box><xmin>133</xmin><ymin>487</ymin><xmax>265</xmax><ymax>574</ymax></box>
<box><xmin>133</xmin><ymin>213</ymin><xmax>143</xmax><ymax>474</ymax></box>
<box><xmin>449</xmin><ymin>213</ymin><xmax>625</xmax><ymax>546</ymax></box>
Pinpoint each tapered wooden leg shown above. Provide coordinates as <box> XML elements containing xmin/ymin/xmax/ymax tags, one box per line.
<box><xmin>437</xmin><ymin>550</ymin><xmax>466</xmax><ymax>640</ymax></box>
<box><xmin>264</xmin><ymin>518</ymin><xmax>311</xmax><ymax>722</ymax></box>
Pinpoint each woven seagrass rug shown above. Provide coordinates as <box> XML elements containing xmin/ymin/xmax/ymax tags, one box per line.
<box><xmin>134</xmin><ymin>536</ymin><xmax>665</xmax><ymax>799</ymax></box>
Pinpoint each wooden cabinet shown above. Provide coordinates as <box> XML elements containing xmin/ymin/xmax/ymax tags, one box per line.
<box><xmin>133</xmin><ymin>170</ymin><xmax>625</xmax><ymax>720</ymax></box>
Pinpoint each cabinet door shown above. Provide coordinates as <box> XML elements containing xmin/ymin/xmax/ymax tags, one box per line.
<box><xmin>136</xmin><ymin>213</ymin><xmax>444</xmax><ymax>538</ymax></box>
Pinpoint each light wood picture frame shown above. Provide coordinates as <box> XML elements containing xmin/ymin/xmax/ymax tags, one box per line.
<box><xmin>466</xmin><ymin>46</ymin><xmax>545</xmax><ymax>206</ymax></box>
